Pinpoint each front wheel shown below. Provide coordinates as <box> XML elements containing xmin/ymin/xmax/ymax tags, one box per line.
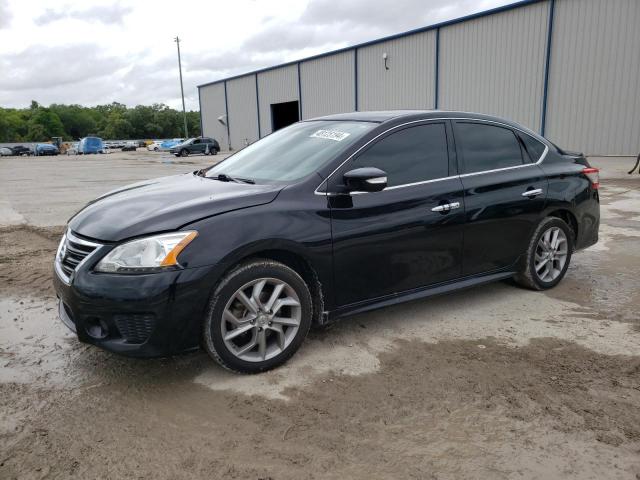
<box><xmin>202</xmin><ymin>260</ymin><xmax>312</xmax><ymax>373</ymax></box>
<box><xmin>514</xmin><ymin>217</ymin><xmax>574</xmax><ymax>290</ymax></box>
<box><xmin>180</xmin><ymin>148</ymin><xmax>189</xmax><ymax>157</ymax></box>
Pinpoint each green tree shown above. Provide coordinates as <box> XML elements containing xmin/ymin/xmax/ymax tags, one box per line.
<box><xmin>186</xmin><ymin>111</ymin><xmax>201</xmax><ymax>137</ymax></box>
<box><xmin>26</xmin><ymin>107</ymin><xmax>66</xmax><ymax>141</ymax></box>
<box><xmin>0</xmin><ymin>108</ymin><xmax>29</xmax><ymax>142</ymax></box>
<box><xmin>99</xmin><ymin>110</ymin><xmax>133</xmax><ymax>139</ymax></box>
<box><xmin>50</xmin><ymin>104</ymin><xmax>97</xmax><ymax>140</ymax></box>
<box><xmin>0</xmin><ymin>101</ymin><xmax>202</xmax><ymax>142</ymax></box>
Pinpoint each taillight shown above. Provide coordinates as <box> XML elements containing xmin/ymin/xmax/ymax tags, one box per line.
<box><xmin>582</xmin><ymin>167</ymin><xmax>600</xmax><ymax>189</ymax></box>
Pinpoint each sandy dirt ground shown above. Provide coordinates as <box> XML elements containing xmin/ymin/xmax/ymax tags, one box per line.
<box><xmin>0</xmin><ymin>152</ymin><xmax>639</xmax><ymax>479</ymax></box>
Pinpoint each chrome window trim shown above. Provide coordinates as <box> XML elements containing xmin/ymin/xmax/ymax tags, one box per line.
<box><xmin>314</xmin><ymin>116</ymin><xmax>549</xmax><ymax>196</ymax></box>
<box><xmin>54</xmin><ymin>230</ymin><xmax>102</xmax><ymax>285</ymax></box>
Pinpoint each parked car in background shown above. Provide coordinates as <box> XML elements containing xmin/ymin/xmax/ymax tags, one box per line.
<box><xmin>170</xmin><ymin>137</ymin><xmax>220</xmax><ymax>156</ymax></box>
<box><xmin>35</xmin><ymin>143</ymin><xmax>59</xmax><ymax>156</ymax></box>
<box><xmin>147</xmin><ymin>141</ymin><xmax>162</xmax><ymax>151</ymax></box>
<box><xmin>0</xmin><ymin>147</ymin><xmax>13</xmax><ymax>156</ymax></box>
<box><xmin>158</xmin><ymin>138</ymin><xmax>184</xmax><ymax>151</ymax></box>
<box><xmin>78</xmin><ymin>137</ymin><xmax>105</xmax><ymax>154</ymax></box>
<box><xmin>122</xmin><ymin>141</ymin><xmax>138</xmax><ymax>152</ymax></box>
<box><xmin>66</xmin><ymin>142</ymin><xmax>80</xmax><ymax>155</ymax></box>
<box><xmin>10</xmin><ymin>145</ymin><xmax>32</xmax><ymax>156</ymax></box>
<box><xmin>52</xmin><ymin>111</ymin><xmax>600</xmax><ymax>373</ymax></box>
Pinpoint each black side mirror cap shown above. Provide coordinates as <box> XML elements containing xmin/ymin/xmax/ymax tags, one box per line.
<box><xmin>343</xmin><ymin>167</ymin><xmax>388</xmax><ymax>192</ymax></box>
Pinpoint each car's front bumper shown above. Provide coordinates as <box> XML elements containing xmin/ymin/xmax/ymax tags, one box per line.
<box><xmin>53</xmin><ymin>262</ymin><xmax>216</xmax><ymax>357</ymax></box>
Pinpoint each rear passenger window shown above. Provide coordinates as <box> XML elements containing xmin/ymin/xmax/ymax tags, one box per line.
<box><xmin>456</xmin><ymin>122</ymin><xmax>524</xmax><ymax>174</ymax></box>
<box><xmin>518</xmin><ymin>132</ymin><xmax>546</xmax><ymax>162</ymax></box>
<box><xmin>351</xmin><ymin>123</ymin><xmax>449</xmax><ymax>187</ymax></box>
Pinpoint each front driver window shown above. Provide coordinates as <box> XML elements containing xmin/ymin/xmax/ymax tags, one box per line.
<box><xmin>351</xmin><ymin>123</ymin><xmax>449</xmax><ymax>187</ymax></box>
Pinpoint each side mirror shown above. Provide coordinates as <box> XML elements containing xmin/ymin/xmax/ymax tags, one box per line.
<box><xmin>343</xmin><ymin>167</ymin><xmax>388</xmax><ymax>192</ymax></box>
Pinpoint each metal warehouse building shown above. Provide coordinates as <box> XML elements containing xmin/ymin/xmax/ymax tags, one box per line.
<box><xmin>198</xmin><ymin>0</ymin><xmax>640</xmax><ymax>155</ymax></box>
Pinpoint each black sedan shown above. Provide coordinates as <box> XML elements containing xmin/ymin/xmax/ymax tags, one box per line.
<box><xmin>10</xmin><ymin>145</ymin><xmax>32</xmax><ymax>156</ymax></box>
<box><xmin>53</xmin><ymin>111</ymin><xmax>600</xmax><ymax>373</ymax></box>
<box><xmin>170</xmin><ymin>137</ymin><xmax>220</xmax><ymax>156</ymax></box>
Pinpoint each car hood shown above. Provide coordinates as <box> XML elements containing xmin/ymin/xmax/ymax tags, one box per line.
<box><xmin>69</xmin><ymin>173</ymin><xmax>283</xmax><ymax>242</ymax></box>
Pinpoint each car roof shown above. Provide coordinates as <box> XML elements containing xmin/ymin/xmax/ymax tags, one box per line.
<box><xmin>307</xmin><ymin>109</ymin><xmax>523</xmax><ymax>127</ymax></box>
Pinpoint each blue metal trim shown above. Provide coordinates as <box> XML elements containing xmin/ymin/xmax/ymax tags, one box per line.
<box><xmin>434</xmin><ymin>27</ymin><xmax>440</xmax><ymax>109</ymax></box>
<box><xmin>197</xmin><ymin>86</ymin><xmax>203</xmax><ymax>136</ymax></box>
<box><xmin>197</xmin><ymin>0</ymin><xmax>545</xmax><ymax>89</ymax></box>
<box><xmin>223</xmin><ymin>80</ymin><xmax>231</xmax><ymax>150</ymax></box>
<box><xmin>297</xmin><ymin>62</ymin><xmax>303</xmax><ymax>120</ymax></box>
<box><xmin>540</xmin><ymin>0</ymin><xmax>555</xmax><ymax>136</ymax></box>
<box><xmin>255</xmin><ymin>74</ymin><xmax>261</xmax><ymax>138</ymax></box>
<box><xmin>354</xmin><ymin>48</ymin><xmax>359</xmax><ymax>111</ymax></box>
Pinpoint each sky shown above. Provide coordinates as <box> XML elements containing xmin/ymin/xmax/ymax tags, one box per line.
<box><xmin>0</xmin><ymin>0</ymin><xmax>517</xmax><ymax>111</ymax></box>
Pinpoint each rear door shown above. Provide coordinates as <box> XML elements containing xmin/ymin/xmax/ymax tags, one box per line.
<box><xmin>330</xmin><ymin>121</ymin><xmax>465</xmax><ymax>306</ymax></box>
<box><xmin>452</xmin><ymin>120</ymin><xmax>548</xmax><ymax>276</ymax></box>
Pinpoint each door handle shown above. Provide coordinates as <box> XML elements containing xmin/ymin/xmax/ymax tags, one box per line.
<box><xmin>431</xmin><ymin>202</ymin><xmax>461</xmax><ymax>213</ymax></box>
<box><xmin>522</xmin><ymin>188</ymin><xmax>543</xmax><ymax>198</ymax></box>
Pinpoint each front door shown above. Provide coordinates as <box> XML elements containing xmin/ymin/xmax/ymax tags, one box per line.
<box><xmin>452</xmin><ymin>120</ymin><xmax>548</xmax><ymax>275</ymax></box>
<box><xmin>329</xmin><ymin>121</ymin><xmax>465</xmax><ymax>307</ymax></box>
<box><xmin>190</xmin><ymin>138</ymin><xmax>203</xmax><ymax>153</ymax></box>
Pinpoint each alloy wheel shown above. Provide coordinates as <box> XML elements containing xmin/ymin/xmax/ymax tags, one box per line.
<box><xmin>534</xmin><ymin>226</ymin><xmax>568</xmax><ymax>282</ymax></box>
<box><xmin>221</xmin><ymin>278</ymin><xmax>301</xmax><ymax>362</ymax></box>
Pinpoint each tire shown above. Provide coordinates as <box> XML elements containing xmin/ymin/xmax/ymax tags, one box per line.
<box><xmin>213</xmin><ymin>148</ymin><xmax>218</xmax><ymax>155</ymax></box>
<box><xmin>514</xmin><ymin>217</ymin><xmax>574</xmax><ymax>290</ymax></box>
<box><xmin>202</xmin><ymin>259</ymin><xmax>313</xmax><ymax>374</ymax></box>
<box><xmin>180</xmin><ymin>148</ymin><xmax>189</xmax><ymax>157</ymax></box>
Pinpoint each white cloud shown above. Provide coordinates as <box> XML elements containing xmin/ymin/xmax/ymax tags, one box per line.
<box><xmin>0</xmin><ymin>0</ymin><xmax>515</xmax><ymax>110</ymax></box>
<box><xmin>34</xmin><ymin>3</ymin><xmax>132</xmax><ymax>26</ymax></box>
<box><xmin>0</xmin><ymin>0</ymin><xmax>11</xmax><ymax>28</ymax></box>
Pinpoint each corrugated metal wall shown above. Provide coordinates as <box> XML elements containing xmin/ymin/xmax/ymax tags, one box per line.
<box><xmin>357</xmin><ymin>30</ymin><xmax>436</xmax><ymax>111</ymax></box>
<box><xmin>199</xmin><ymin>83</ymin><xmax>228</xmax><ymax>148</ymax></box>
<box><xmin>200</xmin><ymin>0</ymin><xmax>640</xmax><ymax>155</ymax></box>
<box><xmin>299</xmin><ymin>51</ymin><xmax>355</xmax><ymax>119</ymax></box>
<box><xmin>438</xmin><ymin>1</ymin><xmax>549</xmax><ymax>132</ymax></box>
<box><xmin>226</xmin><ymin>75</ymin><xmax>259</xmax><ymax>149</ymax></box>
<box><xmin>545</xmin><ymin>0</ymin><xmax>640</xmax><ymax>154</ymax></box>
<box><xmin>257</xmin><ymin>65</ymin><xmax>300</xmax><ymax>136</ymax></box>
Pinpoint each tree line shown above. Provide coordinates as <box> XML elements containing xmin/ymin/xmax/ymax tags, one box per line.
<box><xmin>0</xmin><ymin>101</ymin><xmax>201</xmax><ymax>142</ymax></box>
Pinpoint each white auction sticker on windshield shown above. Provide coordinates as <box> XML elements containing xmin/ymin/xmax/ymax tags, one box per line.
<box><xmin>310</xmin><ymin>129</ymin><xmax>351</xmax><ymax>141</ymax></box>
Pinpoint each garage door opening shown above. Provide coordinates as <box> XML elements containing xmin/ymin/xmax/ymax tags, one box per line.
<box><xmin>270</xmin><ymin>101</ymin><xmax>299</xmax><ymax>132</ymax></box>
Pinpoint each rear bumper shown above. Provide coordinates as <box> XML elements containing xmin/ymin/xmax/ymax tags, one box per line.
<box><xmin>53</xmin><ymin>263</ymin><xmax>216</xmax><ymax>357</ymax></box>
<box><xmin>574</xmin><ymin>190</ymin><xmax>600</xmax><ymax>251</ymax></box>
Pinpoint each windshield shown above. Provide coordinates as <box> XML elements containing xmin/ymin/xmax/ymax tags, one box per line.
<box><xmin>206</xmin><ymin>120</ymin><xmax>375</xmax><ymax>183</ymax></box>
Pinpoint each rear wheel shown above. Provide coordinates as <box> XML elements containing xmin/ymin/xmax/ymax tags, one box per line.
<box><xmin>202</xmin><ymin>260</ymin><xmax>312</xmax><ymax>373</ymax></box>
<box><xmin>514</xmin><ymin>217</ymin><xmax>573</xmax><ymax>290</ymax></box>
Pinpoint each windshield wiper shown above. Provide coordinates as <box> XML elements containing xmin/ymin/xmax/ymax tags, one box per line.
<box><xmin>210</xmin><ymin>173</ymin><xmax>255</xmax><ymax>184</ymax></box>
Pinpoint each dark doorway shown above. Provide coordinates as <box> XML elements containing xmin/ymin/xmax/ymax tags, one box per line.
<box><xmin>270</xmin><ymin>101</ymin><xmax>299</xmax><ymax>132</ymax></box>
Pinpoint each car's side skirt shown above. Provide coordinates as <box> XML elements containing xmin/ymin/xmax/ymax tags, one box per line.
<box><xmin>323</xmin><ymin>270</ymin><xmax>516</xmax><ymax>323</ymax></box>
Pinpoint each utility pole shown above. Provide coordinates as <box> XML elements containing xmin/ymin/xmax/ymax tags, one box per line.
<box><xmin>174</xmin><ymin>36</ymin><xmax>189</xmax><ymax>139</ymax></box>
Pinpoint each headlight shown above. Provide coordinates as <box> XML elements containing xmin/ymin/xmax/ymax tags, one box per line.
<box><xmin>95</xmin><ymin>231</ymin><xmax>197</xmax><ymax>273</ymax></box>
